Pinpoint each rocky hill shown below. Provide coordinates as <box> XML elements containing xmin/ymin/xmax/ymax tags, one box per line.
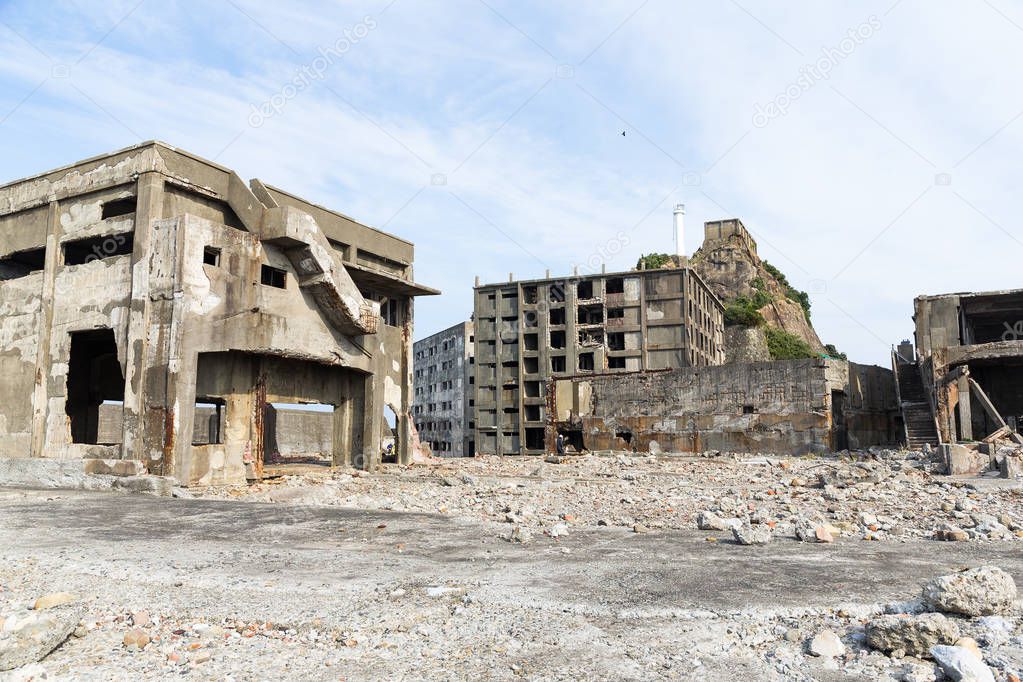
<box><xmin>638</xmin><ymin>219</ymin><xmax>839</xmax><ymax>364</ymax></box>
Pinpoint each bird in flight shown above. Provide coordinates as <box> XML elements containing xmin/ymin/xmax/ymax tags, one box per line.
<box><xmin>621</xmin><ymin>130</ymin><xmax>626</xmax><ymax>136</ymax></box>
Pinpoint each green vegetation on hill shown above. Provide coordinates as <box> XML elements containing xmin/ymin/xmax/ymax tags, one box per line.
<box><xmin>765</xmin><ymin>326</ymin><xmax>815</xmax><ymax>360</ymax></box>
<box><xmin>824</xmin><ymin>344</ymin><xmax>848</xmax><ymax>360</ymax></box>
<box><xmin>636</xmin><ymin>253</ymin><xmax>673</xmax><ymax>270</ymax></box>
<box><xmin>763</xmin><ymin>260</ymin><xmax>811</xmax><ymax>322</ymax></box>
<box><xmin>723</xmin><ymin>278</ymin><xmax>772</xmax><ymax>327</ymax></box>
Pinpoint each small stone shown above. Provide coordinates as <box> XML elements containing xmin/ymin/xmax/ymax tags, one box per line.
<box><xmin>930</xmin><ymin>645</ymin><xmax>994</xmax><ymax>682</ymax></box>
<box><xmin>953</xmin><ymin>637</ymin><xmax>982</xmax><ymax>662</ymax></box>
<box><xmin>922</xmin><ymin>566</ymin><xmax>1018</xmax><ymax>616</ymax></box>
<box><xmin>633</xmin><ymin>523</ymin><xmax>649</xmax><ymax>533</ymax></box>
<box><xmin>131</xmin><ymin>611</ymin><xmax>150</xmax><ymax>627</ymax></box>
<box><xmin>547</xmin><ymin>523</ymin><xmax>569</xmax><ymax>538</ymax></box>
<box><xmin>32</xmin><ymin>593</ymin><xmax>78</xmax><ymax>610</ymax></box>
<box><xmin>808</xmin><ymin>629</ymin><xmax>845</xmax><ymax>658</ymax></box>
<box><xmin>784</xmin><ymin>628</ymin><xmax>800</xmax><ymax>642</ymax></box>
<box><xmin>123</xmin><ymin>628</ymin><xmax>150</xmax><ymax>650</ymax></box>
<box><xmin>934</xmin><ymin>524</ymin><xmax>969</xmax><ymax>542</ymax></box>
<box><xmin>696</xmin><ymin>510</ymin><xmax>732</xmax><ymax>531</ymax></box>
<box><xmin>507</xmin><ymin>526</ymin><xmax>532</xmax><ymax>543</ymax></box>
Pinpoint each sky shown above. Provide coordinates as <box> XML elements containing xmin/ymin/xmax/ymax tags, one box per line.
<box><xmin>1</xmin><ymin>0</ymin><xmax>1021</xmax><ymax>367</ymax></box>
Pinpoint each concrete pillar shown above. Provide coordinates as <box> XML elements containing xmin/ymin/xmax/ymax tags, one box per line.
<box><xmin>29</xmin><ymin>201</ymin><xmax>63</xmax><ymax>458</ymax></box>
<box><xmin>957</xmin><ymin>374</ymin><xmax>973</xmax><ymax>441</ymax></box>
<box><xmin>360</xmin><ymin>374</ymin><xmax>383</xmax><ymax>471</ymax></box>
<box><xmin>121</xmin><ymin>173</ymin><xmax>165</xmax><ymax>464</ymax></box>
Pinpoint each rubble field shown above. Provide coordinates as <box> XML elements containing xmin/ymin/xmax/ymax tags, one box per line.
<box><xmin>201</xmin><ymin>449</ymin><xmax>1023</xmax><ymax>545</ymax></box>
<box><xmin>0</xmin><ymin>450</ymin><xmax>1021</xmax><ymax>681</ymax></box>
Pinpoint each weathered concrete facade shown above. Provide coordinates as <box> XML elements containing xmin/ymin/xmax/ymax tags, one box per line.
<box><xmin>0</xmin><ymin>142</ymin><xmax>436</xmax><ymax>485</ymax></box>
<box><xmin>550</xmin><ymin>358</ymin><xmax>898</xmax><ymax>455</ymax></box>
<box><xmin>474</xmin><ymin>268</ymin><xmax>725</xmax><ymax>455</ymax></box>
<box><xmin>412</xmin><ymin>320</ymin><xmax>475</xmax><ymax>457</ymax></box>
<box><xmin>912</xmin><ymin>289</ymin><xmax>1023</xmax><ymax>446</ymax></box>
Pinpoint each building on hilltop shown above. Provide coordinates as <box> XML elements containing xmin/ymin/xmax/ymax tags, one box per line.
<box><xmin>472</xmin><ymin>267</ymin><xmax>725</xmax><ymax>456</ymax></box>
<box><xmin>412</xmin><ymin>321</ymin><xmax>475</xmax><ymax>457</ymax></box>
<box><xmin>0</xmin><ymin>142</ymin><xmax>438</xmax><ymax>485</ymax></box>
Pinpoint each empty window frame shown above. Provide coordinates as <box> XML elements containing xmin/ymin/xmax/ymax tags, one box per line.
<box><xmin>550</xmin><ymin>330</ymin><xmax>566</xmax><ymax>348</ymax></box>
<box><xmin>261</xmin><ymin>264</ymin><xmax>287</xmax><ymax>288</ymax></box>
<box><xmin>606</xmin><ymin>277</ymin><xmax>624</xmax><ymax>294</ymax></box>
<box><xmin>63</xmin><ymin>233</ymin><xmax>134</xmax><ymax>265</ymax></box>
<box><xmin>101</xmin><ymin>197</ymin><xmax>137</xmax><ymax>220</ymax></box>
<box><xmin>203</xmin><ymin>246</ymin><xmax>221</xmax><ymax>266</ymax></box>
<box><xmin>549</xmin><ymin>308</ymin><xmax>566</xmax><ymax>325</ymax></box>
<box><xmin>578</xmin><ymin>352</ymin><xmax>594</xmax><ymax>371</ymax></box>
<box><xmin>0</xmin><ymin>247</ymin><xmax>46</xmax><ymax>280</ymax></box>
<box><xmin>551</xmin><ymin>356</ymin><xmax>566</xmax><ymax>373</ymax></box>
<box><xmin>577</xmin><ymin>280</ymin><xmax>593</xmax><ymax>299</ymax></box>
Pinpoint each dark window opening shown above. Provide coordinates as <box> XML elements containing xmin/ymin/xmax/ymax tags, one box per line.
<box><xmin>578</xmin><ymin>304</ymin><xmax>603</xmax><ymax>325</ymax></box>
<box><xmin>0</xmin><ymin>247</ymin><xmax>46</xmax><ymax>280</ymax></box>
<box><xmin>525</xmin><ymin>405</ymin><xmax>541</xmax><ymax>422</ymax></box>
<box><xmin>524</xmin><ymin>356</ymin><xmax>539</xmax><ymax>374</ymax></box>
<box><xmin>551</xmin><ymin>331</ymin><xmax>566</xmax><ymax>348</ymax></box>
<box><xmin>578</xmin><ymin>352</ymin><xmax>594</xmax><ymax>371</ymax></box>
<box><xmin>579</xmin><ymin>329</ymin><xmax>604</xmax><ymax>345</ymax></box>
<box><xmin>615</xmin><ymin>429</ymin><xmax>633</xmax><ymax>445</ymax></box>
<box><xmin>577</xmin><ymin>280</ymin><xmax>593</xmax><ymax>299</ymax></box>
<box><xmin>608</xmin><ymin>307</ymin><xmax>625</xmax><ymax>319</ymax></box>
<box><xmin>551</xmin><ymin>356</ymin><xmax>566</xmax><ymax>373</ymax></box>
<box><xmin>608</xmin><ymin>332</ymin><xmax>625</xmax><ymax>351</ymax></box>
<box><xmin>203</xmin><ymin>246</ymin><xmax>221</xmax><ymax>266</ymax></box>
<box><xmin>549</xmin><ymin>283</ymin><xmax>565</xmax><ymax>303</ymax></box>
<box><xmin>524</xmin><ymin>334</ymin><xmax>538</xmax><ymax>351</ymax></box>
<box><xmin>608</xmin><ymin>356</ymin><xmax>626</xmax><ymax>369</ymax></box>
<box><xmin>66</xmin><ymin>329</ymin><xmax>124</xmax><ymax>444</ymax></box>
<box><xmin>524</xmin><ymin>381</ymin><xmax>542</xmax><ymax>398</ymax></box>
<box><xmin>261</xmin><ymin>264</ymin><xmax>287</xmax><ymax>289</ymax></box>
<box><xmin>63</xmin><ymin>233</ymin><xmax>134</xmax><ymax>266</ymax></box>
<box><xmin>549</xmin><ymin>308</ymin><xmax>566</xmax><ymax>325</ymax></box>
<box><xmin>742</xmin><ymin>405</ymin><xmax>756</xmax><ymax>414</ymax></box>
<box><xmin>101</xmin><ymin>197</ymin><xmax>137</xmax><ymax>220</ymax></box>
<box><xmin>381</xmin><ymin>298</ymin><xmax>401</xmax><ymax>326</ymax></box>
<box><xmin>525</xmin><ymin>427</ymin><xmax>545</xmax><ymax>450</ymax></box>
<box><xmin>193</xmin><ymin>398</ymin><xmax>225</xmax><ymax>445</ymax></box>
<box><xmin>523</xmin><ymin>286</ymin><xmax>537</xmax><ymax>304</ymax></box>
<box><xmin>606</xmin><ymin>277</ymin><xmax>624</xmax><ymax>294</ymax></box>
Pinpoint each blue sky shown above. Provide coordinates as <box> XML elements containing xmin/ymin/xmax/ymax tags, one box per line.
<box><xmin>2</xmin><ymin>1</ymin><xmax>1022</xmax><ymax>367</ymax></box>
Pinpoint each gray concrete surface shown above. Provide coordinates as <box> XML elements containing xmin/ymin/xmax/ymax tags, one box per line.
<box><xmin>1</xmin><ymin>487</ymin><xmax>1021</xmax><ymax>680</ymax></box>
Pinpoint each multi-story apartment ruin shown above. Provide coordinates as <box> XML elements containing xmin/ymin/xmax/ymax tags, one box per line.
<box><xmin>0</xmin><ymin>142</ymin><xmax>437</xmax><ymax>486</ymax></box>
<box><xmin>412</xmin><ymin>320</ymin><xmax>475</xmax><ymax>457</ymax></box>
<box><xmin>473</xmin><ymin>267</ymin><xmax>725</xmax><ymax>455</ymax></box>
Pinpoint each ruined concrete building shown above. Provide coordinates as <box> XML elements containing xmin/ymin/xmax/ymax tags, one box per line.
<box><xmin>552</xmin><ymin>358</ymin><xmax>898</xmax><ymax>454</ymax></box>
<box><xmin>472</xmin><ymin>268</ymin><xmax>725</xmax><ymax>455</ymax></box>
<box><xmin>906</xmin><ymin>289</ymin><xmax>1023</xmax><ymax>454</ymax></box>
<box><xmin>412</xmin><ymin>320</ymin><xmax>475</xmax><ymax>457</ymax></box>
<box><xmin>0</xmin><ymin>142</ymin><xmax>437</xmax><ymax>485</ymax></box>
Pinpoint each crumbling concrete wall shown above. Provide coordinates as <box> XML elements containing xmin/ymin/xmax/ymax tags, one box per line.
<box><xmin>551</xmin><ymin>358</ymin><xmax>897</xmax><ymax>455</ymax></box>
<box><xmin>0</xmin><ymin>142</ymin><xmax>434</xmax><ymax>485</ymax></box>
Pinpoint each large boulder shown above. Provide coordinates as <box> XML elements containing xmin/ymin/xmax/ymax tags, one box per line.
<box><xmin>922</xmin><ymin>566</ymin><xmax>1018</xmax><ymax>616</ymax></box>
<box><xmin>732</xmin><ymin>522</ymin><xmax>772</xmax><ymax>546</ymax></box>
<box><xmin>865</xmin><ymin>613</ymin><xmax>960</xmax><ymax>658</ymax></box>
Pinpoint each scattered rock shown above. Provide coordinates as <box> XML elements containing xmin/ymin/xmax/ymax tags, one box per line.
<box><xmin>122</xmin><ymin>628</ymin><xmax>150</xmax><ymax>650</ymax></box>
<box><xmin>507</xmin><ymin>526</ymin><xmax>532</xmax><ymax>543</ymax></box>
<box><xmin>930</xmin><ymin>644</ymin><xmax>994</xmax><ymax>682</ymax></box>
<box><xmin>632</xmin><ymin>523</ymin><xmax>649</xmax><ymax>534</ymax></box>
<box><xmin>546</xmin><ymin>523</ymin><xmax>569</xmax><ymax>538</ymax></box>
<box><xmin>732</xmin><ymin>522</ymin><xmax>772</xmax><ymax>546</ymax></box>
<box><xmin>795</xmin><ymin>518</ymin><xmax>836</xmax><ymax>543</ymax></box>
<box><xmin>696</xmin><ymin>510</ymin><xmax>737</xmax><ymax>531</ymax></box>
<box><xmin>934</xmin><ymin>524</ymin><xmax>969</xmax><ymax>542</ymax></box>
<box><xmin>0</xmin><ymin>605</ymin><xmax>84</xmax><ymax>671</ymax></box>
<box><xmin>866</xmin><ymin>613</ymin><xmax>960</xmax><ymax>657</ymax></box>
<box><xmin>808</xmin><ymin>629</ymin><xmax>845</xmax><ymax>657</ymax></box>
<box><xmin>32</xmin><ymin>593</ymin><xmax>77</xmax><ymax>611</ymax></box>
<box><xmin>922</xmin><ymin>566</ymin><xmax>1017</xmax><ymax>616</ymax></box>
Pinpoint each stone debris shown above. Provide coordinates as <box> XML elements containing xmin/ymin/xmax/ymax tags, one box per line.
<box><xmin>32</xmin><ymin>593</ymin><xmax>77</xmax><ymax>611</ymax></box>
<box><xmin>192</xmin><ymin>451</ymin><xmax>1023</xmax><ymax>547</ymax></box>
<box><xmin>865</xmin><ymin>613</ymin><xmax>960</xmax><ymax>658</ymax></box>
<box><xmin>922</xmin><ymin>566</ymin><xmax>1018</xmax><ymax>616</ymax></box>
<box><xmin>808</xmin><ymin>629</ymin><xmax>845</xmax><ymax>657</ymax></box>
<box><xmin>0</xmin><ymin>603</ymin><xmax>84</xmax><ymax>672</ymax></box>
<box><xmin>731</xmin><ymin>522</ymin><xmax>772</xmax><ymax>546</ymax></box>
<box><xmin>794</xmin><ymin>517</ymin><xmax>837</xmax><ymax>543</ymax></box>
<box><xmin>930</xmin><ymin>644</ymin><xmax>995</xmax><ymax>682</ymax></box>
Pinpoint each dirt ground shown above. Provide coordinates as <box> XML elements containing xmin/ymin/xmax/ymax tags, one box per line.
<box><xmin>1</xmin><ymin>450</ymin><xmax>1021</xmax><ymax>680</ymax></box>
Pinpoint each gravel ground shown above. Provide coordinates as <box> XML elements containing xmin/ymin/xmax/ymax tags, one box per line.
<box><xmin>0</xmin><ymin>450</ymin><xmax>1021</xmax><ymax>681</ymax></box>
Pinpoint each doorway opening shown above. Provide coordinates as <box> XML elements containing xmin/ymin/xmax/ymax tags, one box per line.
<box><xmin>66</xmin><ymin>329</ymin><xmax>124</xmax><ymax>444</ymax></box>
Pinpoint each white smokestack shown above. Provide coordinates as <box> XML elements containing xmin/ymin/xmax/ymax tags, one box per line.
<box><xmin>673</xmin><ymin>203</ymin><xmax>685</xmax><ymax>257</ymax></box>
